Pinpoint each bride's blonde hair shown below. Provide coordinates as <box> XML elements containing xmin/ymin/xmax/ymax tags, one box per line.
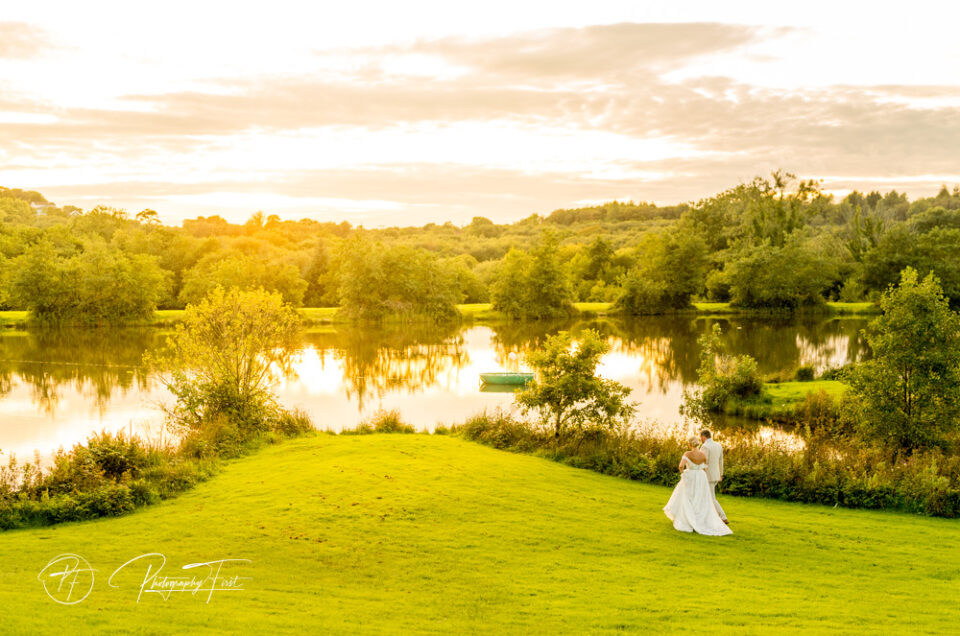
<box><xmin>688</xmin><ymin>436</ymin><xmax>700</xmax><ymax>447</ymax></box>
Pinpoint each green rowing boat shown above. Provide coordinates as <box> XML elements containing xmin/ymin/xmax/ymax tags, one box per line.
<box><xmin>479</xmin><ymin>372</ymin><xmax>534</xmax><ymax>386</ymax></box>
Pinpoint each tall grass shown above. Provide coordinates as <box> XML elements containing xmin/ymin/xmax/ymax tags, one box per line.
<box><xmin>453</xmin><ymin>410</ymin><xmax>960</xmax><ymax>518</ymax></box>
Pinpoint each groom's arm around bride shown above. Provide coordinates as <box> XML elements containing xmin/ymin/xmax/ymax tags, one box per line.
<box><xmin>699</xmin><ymin>429</ymin><xmax>729</xmax><ymax>524</ymax></box>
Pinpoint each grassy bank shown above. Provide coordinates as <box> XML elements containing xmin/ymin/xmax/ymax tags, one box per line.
<box><xmin>723</xmin><ymin>380</ymin><xmax>849</xmax><ymax>421</ymax></box>
<box><xmin>0</xmin><ymin>301</ymin><xmax>878</xmax><ymax>328</ymax></box>
<box><xmin>2</xmin><ymin>434</ymin><xmax>957</xmax><ymax>634</ymax></box>
<box><xmin>693</xmin><ymin>301</ymin><xmax>879</xmax><ymax>315</ymax></box>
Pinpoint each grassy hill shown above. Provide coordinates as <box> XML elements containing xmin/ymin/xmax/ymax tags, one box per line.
<box><xmin>2</xmin><ymin>434</ymin><xmax>956</xmax><ymax>634</ymax></box>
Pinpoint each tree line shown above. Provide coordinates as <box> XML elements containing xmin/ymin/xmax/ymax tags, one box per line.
<box><xmin>1</xmin><ymin>174</ymin><xmax>959</xmax><ymax>323</ymax></box>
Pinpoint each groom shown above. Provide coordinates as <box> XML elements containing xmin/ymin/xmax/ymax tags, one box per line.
<box><xmin>700</xmin><ymin>430</ymin><xmax>728</xmax><ymax>524</ymax></box>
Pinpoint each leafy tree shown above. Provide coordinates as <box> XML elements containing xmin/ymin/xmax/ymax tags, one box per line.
<box><xmin>489</xmin><ymin>247</ymin><xmax>531</xmax><ymax>318</ymax></box>
<box><xmin>907</xmin><ymin>206</ymin><xmax>960</xmax><ymax>233</ymax></box>
<box><xmin>846</xmin><ymin>268</ymin><xmax>960</xmax><ymax>448</ymax></box>
<box><xmin>179</xmin><ymin>252</ymin><xmax>308</xmax><ymax>306</ymax></box>
<box><xmin>684</xmin><ymin>171</ymin><xmax>822</xmax><ymax>251</ymax></box>
<box><xmin>441</xmin><ymin>254</ymin><xmax>489</xmax><ymax>303</ymax></box>
<box><xmin>567</xmin><ymin>237</ymin><xmax>629</xmax><ymax>301</ymax></box>
<box><xmin>302</xmin><ymin>240</ymin><xmax>338</xmax><ymax>307</ymax></box>
<box><xmin>859</xmin><ymin>226</ymin><xmax>960</xmax><ymax>307</ymax></box>
<box><xmin>491</xmin><ymin>231</ymin><xmax>575</xmax><ymax>319</ymax></box>
<box><xmin>724</xmin><ymin>234</ymin><xmax>839</xmax><ymax>309</ymax></box>
<box><xmin>516</xmin><ymin>329</ymin><xmax>634</xmax><ymax>438</ymax></box>
<box><xmin>467</xmin><ymin>216</ymin><xmax>501</xmax><ymax>238</ymax></box>
<box><xmin>614</xmin><ymin>230</ymin><xmax>708</xmax><ymax>314</ymax></box>
<box><xmin>845</xmin><ymin>205</ymin><xmax>885</xmax><ymax>262</ymax></box>
<box><xmin>3</xmin><ymin>240</ymin><xmax>168</xmax><ymax>324</ymax></box>
<box><xmin>0</xmin><ymin>197</ymin><xmax>34</xmax><ymax>224</ymax></box>
<box><xmin>135</xmin><ymin>208</ymin><xmax>160</xmax><ymax>225</ymax></box>
<box><xmin>337</xmin><ymin>238</ymin><xmax>460</xmax><ymax>321</ymax></box>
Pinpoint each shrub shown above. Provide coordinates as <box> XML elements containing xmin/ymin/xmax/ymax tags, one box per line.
<box><xmin>362</xmin><ymin>409</ymin><xmax>416</xmax><ymax>434</ymax></box>
<box><xmin>794</xmin><ymin>365</ymin><xmax>816</xmax><ymax>381</ymax></box>
<box><xmin>682</xmin><ymin>325</ymin><xmax>762</xmax><ymax>418</ymax></box>
<box><xmin>270</xmin><ymin>408</ymin><xmax>316</xmax><ymax>437</ymax></box>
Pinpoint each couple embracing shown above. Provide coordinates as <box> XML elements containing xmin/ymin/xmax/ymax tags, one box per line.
<box><xmin>663</xmin><ymin>430</ymin><xmax>732</xmax><ymax>536</ymax></box>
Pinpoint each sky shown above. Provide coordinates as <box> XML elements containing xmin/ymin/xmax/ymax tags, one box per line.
<box><xmin>2</xmin><ymin>1</ymin><xmax>959</xmax><ymax>226</ymax></box>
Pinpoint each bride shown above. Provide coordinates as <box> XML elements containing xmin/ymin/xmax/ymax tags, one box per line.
<box><xmin>663</xmin><ymin>437</ymin><xmax>733</xmax><ymax>536</ymax></box>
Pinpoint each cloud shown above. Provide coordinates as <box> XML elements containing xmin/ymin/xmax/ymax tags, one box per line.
<box><xmin>0</xmin><ymin>22</ymin><xmax>51</xmax><ymax>59</ymax></box>
<box><xmin>399</xmin><ymin>22</ymin><xmax>773</xmax><ymax>81</ymax></box>
<box><xmin>2</xmin><ymin>20</ymin><xmax>959</xmax><ymax>223</ymax></box>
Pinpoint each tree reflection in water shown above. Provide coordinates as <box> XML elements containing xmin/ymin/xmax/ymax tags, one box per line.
<box><xmin>303</xmin><ymin>322</ymin><xmax>467</xmax><ymax>409</ymax></box>
<box><xmin>0</xmin><ymin>317</ymin><xmax>871</xmax><ymax>435</ymax></box>
<box><xmin>0</xmin><ymin>329</ymin><xmax>158</xmax><ymax>416</ymax></box>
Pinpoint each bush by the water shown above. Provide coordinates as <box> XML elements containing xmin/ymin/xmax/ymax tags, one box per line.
<box><xmin>453</xmin><ymin>412</ymin><xmax>960</xmax><ymax>518</ymax></box>
<box><xmin>681</xmin><ymin>324</ymin><xmax>763</xmax><ymax>418</ymax></box>
<box><xmin>345</xmin><ymin>409</ymin><xmax>416</xmax><ymax>434</ymax></box>
<box><xmin>0</xmin><ymin>417</ymin><xmax>314</xmax><ymax>531</ymax></box>
<box><xmin>0</xmin><ymin>431</ymin><xmax>211</xmax><ymax>529</ymax></box>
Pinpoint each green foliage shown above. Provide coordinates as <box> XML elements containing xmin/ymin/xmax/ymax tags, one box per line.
<box><xmin>455</xmin><ymin>414</ymin><xmax>960</xmax><ymax>517</ymax></box>
<box><xmin>682</xmin><ymin>324</ymin><xmax>763</xmax><ymax>418</ymax></box>
<box><xmin>0</xmin><ymin>431</ymin><xmax>217</xmax><ymax>529</ymax></box>
<box><xmin>491</xmin><ymin>231</ymin><xmax>575</xmax><ymax>320</ymax></box>
<box><xmin>3</xmin><ymin>239</ymin><xmax>168</xmax><ymax>324</ymax></box>
<box><xmin>179</xmin><ymin>249</ymin><xmax>308</xmax><ymax>307</ymax></box>
<box><xmin>516</xmin><ymin>329</ymin><xmax>634</xmax><ymax>437</ymax></box>
<box><xmin>859</xmin><ymin>226</ymin><xmax>960</xmax><ymax>307</ymax></box>
<box><xmin>546</xmin><ymin>200</ymin><xmax>686</xmax><ymax>225</ymax></box>
<box><xmin>148</xmin><ymin>287</ymin><xmax>304</xmax><ymax>441</ymax></box>
<box><xmin>302</xmin><ymin>240</ymin><xmax>338</xmax><ymax>307</ymax></box>
<box><xmin>4</xmin><ymin>179</ymin><xmax>960</xmax><ymax>323</ymax></box>
<box><xmin>724</xmin><ymin>234</ymin><xmax>839</xmax><ymax>309</ymax></box>
<box><xmin>846</xmin><ymin>268</ymin><xmax>960</xmax><ymax>448</ymax></box>
<box><xmin>337</xmin><ymin>237</ymin><xmax>461</xmax><ymax>322</ymax></box>
<box><xmin>359</xmin><ymin>409</ymin><xmax>416</xmax><ymax>434</ymax></box>
<box><xmin>614</xmin><ymin>229</ymin><xmax>708</xmax><ymax>314</ymax></box>
<box><xmin>684</xmin><ymin>171</ymin><xmax>824</xmax><ymax>251</ymax></box>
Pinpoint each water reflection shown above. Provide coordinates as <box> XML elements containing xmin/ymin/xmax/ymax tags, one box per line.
<box><xmin>305</xmin><ymin>322</ymin><xmax>467</xmax><ymax>409</ymax></box>
<box><xmin>0</xmin><ymin>329</ymin><xmax>157</xmax><ymax>413</ymax></box>
<box><xmin>0</xmin><ymin>316</ymin><xmax>871</xmax><ymax>459</ymax></box>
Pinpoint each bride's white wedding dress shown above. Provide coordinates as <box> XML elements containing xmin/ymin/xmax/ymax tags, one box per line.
<box><xmin>663</xmin><ymin>456</ymin><xmax>733</xmax><ymax>536</ymax></box>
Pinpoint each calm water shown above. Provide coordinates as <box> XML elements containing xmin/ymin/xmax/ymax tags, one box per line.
<box><xmin>0</xmin><ymin>316</ymin><xmax>869</xmax><ymax>459</ymax></box>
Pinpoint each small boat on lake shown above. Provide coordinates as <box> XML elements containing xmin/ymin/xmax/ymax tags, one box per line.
<box><xmin>479</xmin><ymin>372</ymin><xmax>534</xmax><ymax>386</ymax></box>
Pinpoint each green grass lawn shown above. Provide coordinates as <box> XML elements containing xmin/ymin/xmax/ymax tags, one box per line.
<box><xmin>2</xmin><ymin>434</ymin><xmax>956</xmax><ymax>634</ymax></box>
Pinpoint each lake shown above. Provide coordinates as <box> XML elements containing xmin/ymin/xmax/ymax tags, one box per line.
<box><xmin>0</xmin><ymin>316</ymin><xmax>869</xmax><ymax>460</ymax></box>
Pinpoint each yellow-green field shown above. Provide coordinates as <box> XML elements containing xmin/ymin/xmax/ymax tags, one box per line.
<box><xmin>1</xmin><ymin>434</ymin><xmax>956</xmax><ymax>634</ymax></box>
